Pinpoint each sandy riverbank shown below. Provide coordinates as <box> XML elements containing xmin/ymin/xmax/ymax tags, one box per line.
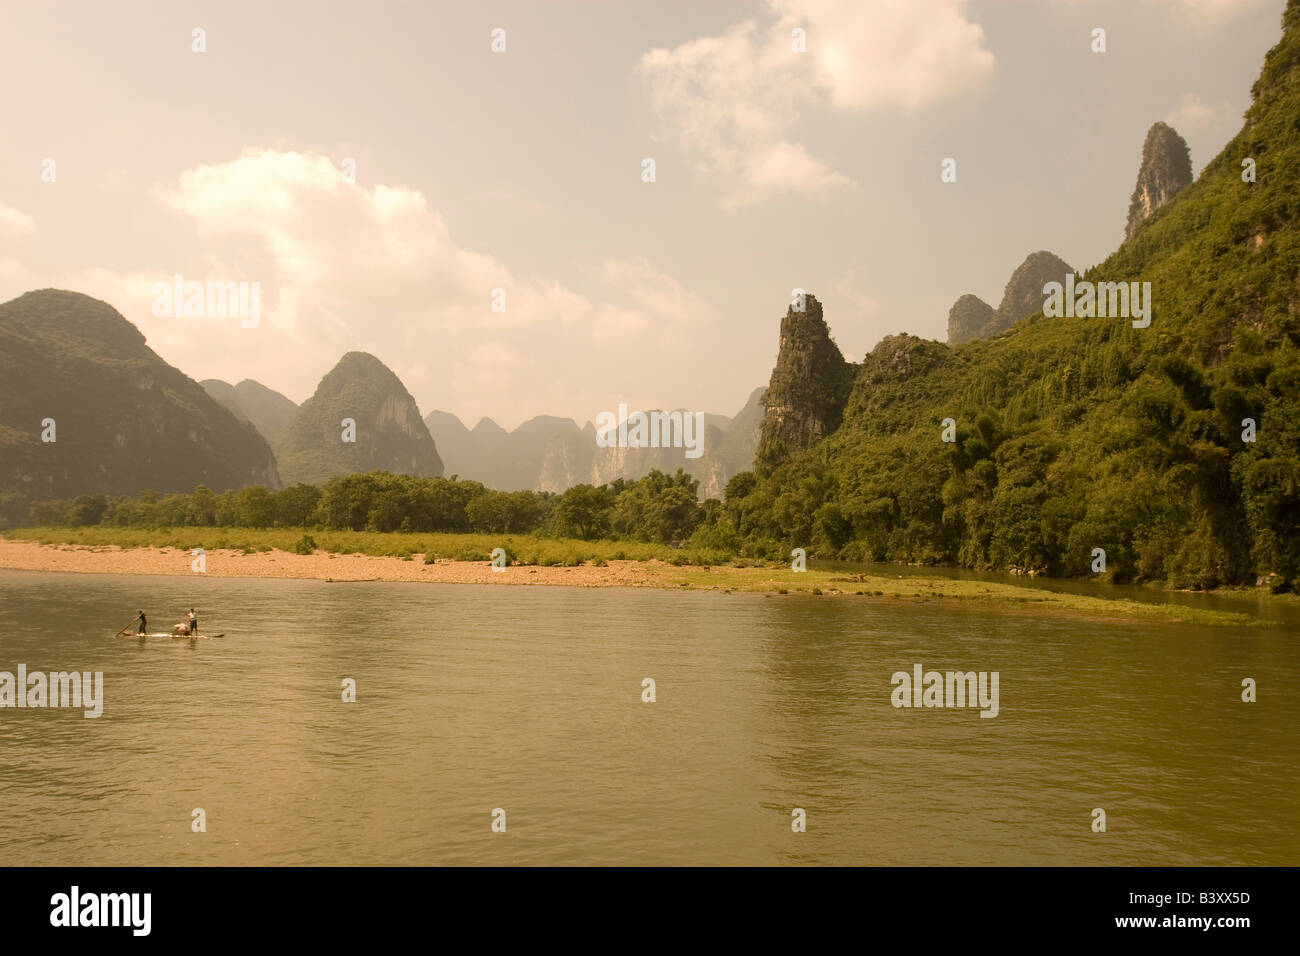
<box><xmin>0</xmin><ymin>538</ymin><xmax>691</xmax><ymax>588</ymax></box>
<box><xmin>0</xmin><ymin>535</ymin><xmax>1276</xmax><ymax>627</ymax></box>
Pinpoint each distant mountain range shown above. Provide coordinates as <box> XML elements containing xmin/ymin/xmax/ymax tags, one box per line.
<box><xmin>0</xmin><ymin>287</ymin><xmax>762</xmax><ymax>524</ymax></box>
<box><xmin>196</xmin><ymin>363</ymin><xmax>764</xmax><ymax>495</ymax></box>
<box><xmin>424</xmin><ymin>387</ymin><xmax>765</xmax><ymax>497</ymax></box>
<box><xmin>201</xmin><ymin>378</ymin><xmax>299</xmax><ymax>444</ymax></box>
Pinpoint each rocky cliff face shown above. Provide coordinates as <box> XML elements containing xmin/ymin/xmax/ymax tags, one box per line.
<box><xmin>537</xmin><ymin>428</ymin><xmax>598</xmax><ymax>492</ymax></box>
<box><xmin>510</xmin><ymin>416</ymin><xmax>589</xmax><ymax>492</ymax></box>
<box><xmin>0</xmin><ymin>289</ymin><xmax>280</xmax><ymax>522</ymax></box>
<box><xmin>996</xmin><ymin>251</ymin><xmax>1075</xmax><ymax>326</ymax></box>
<box><xmin>585</xmin><ymin>412</ymin><xmax>718</xmax><ymax>490</ymax></box>
<box><xmin>946</xmin><ymin>251</ymin><xmax>1074</xmax><ymax>344</ymax></box>
<box><xmin>275</xmin><ymin>351</ymin><xmax>442</xmax><ymax>485</ymax></box>
<box><xmin>757</xmin><ymin>294</ymin><xmax>854</xmax><ymax>467</ymax></box>
<box><xmin>1125</xmin><ymin>121</ymin><xmax>1193</xmax><ymax>241</ymax></box>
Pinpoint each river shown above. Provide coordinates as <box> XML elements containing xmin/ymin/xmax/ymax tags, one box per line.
<box><xmin>1</xmin><ymin>569</ymin><xmax>1295</xmax><ymax>865</ymax></box>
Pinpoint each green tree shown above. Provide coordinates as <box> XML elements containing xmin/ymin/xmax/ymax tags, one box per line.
<box><xmin>553</xmin><ymin>484</ymin><xmax>613</xmax><ymax>540</ymax></box>
<box><xmin>235</xmin><ymin>485</ymin><xmax>276</xmax><ymax>528</ymax></box>
<box><xmin>275</xmin><ymin>483</ymin><xmax>322</xmax><ymax>527</ymax></box>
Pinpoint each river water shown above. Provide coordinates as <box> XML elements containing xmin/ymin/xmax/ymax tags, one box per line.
<box><xmin>0</xmin><ymin>569</ymin><xmax>1295</xmax><ymax>865</ymax></box>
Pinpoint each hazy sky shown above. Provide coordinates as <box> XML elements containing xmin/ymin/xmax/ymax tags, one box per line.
<box><xmin>0</xmin><ymin>0</ymin><xmax>1287</xmax><ymax>429</ymax></box>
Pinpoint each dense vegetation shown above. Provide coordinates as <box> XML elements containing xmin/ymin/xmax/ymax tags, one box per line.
<box><xmin>724</xmin><ymin>3</ymin><xmax>1300</xmax><ymax>592</ymax></box>
<box><xmin>25</xmin><ymin>468</ymin><xmax>734</xmax><ymax>559</ymax></box>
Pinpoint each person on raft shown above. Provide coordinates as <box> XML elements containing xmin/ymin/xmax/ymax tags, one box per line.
<box><xmin>136</xmin><ymin>610</ymin><xmax>147</xmax><ymax>634</ymax></box>
<box><xmin>187</xmin><ymin>608</ymin><xmax>198</xmax><ymax>636</ymax></box>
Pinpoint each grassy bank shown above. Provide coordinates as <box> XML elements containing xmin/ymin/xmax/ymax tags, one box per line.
<box><xmin>668</xmin><ymin>565</ymin><xmax>1274</xmax><ymax>627</ymax></box>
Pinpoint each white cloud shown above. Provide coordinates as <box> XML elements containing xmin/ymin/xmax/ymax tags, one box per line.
<box><xmin>778</xmin><ymin>0</ymin><xmax>996</xmax><ymax>111</ymax></box>
<box><xmin>1165</xmin><ymin>92</ymin><xmax>1238</xmax><ymax>134</ymax></box>
<box><xmin>6</xmin><ymin>149</ymin><xmax>716</xmax><ymax>426</ymax></box>
<box><xmin>0</xmin><ymin>203</ymin><xmax>36</xmax><ymax>237</ymax></box>
<box><xmin>638</xmin><ymin>0</ymin><xmax>993</xmax><ymax>207</ymax></box>
<box><xmin>743</xmin><ymin>140</ymin><xmax>854</xmax><ymax>202</ymax></box>
<box><xmin>594</xmin><ymin>257</ymin><xmax>716</xmax><ymax>340</ymax></box>
<box><xmin>157</xmin><ymin>150</ymin><xmax>528</xmax><ymax>327</ymax></box>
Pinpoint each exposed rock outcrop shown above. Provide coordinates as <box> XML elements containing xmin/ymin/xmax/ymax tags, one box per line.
<box><xmin>1125</xmin><ymin>121</ymin><xmax>1193</xmax><ymax>241</ymax></box>
<box><xmin>757</xmin><ymin>294</ymin><xmax>854</xmax><ymax>467</ymax></box>
<box><xmin>995</xmin><ymin>251</ymin><xmax>1075</xmax><ymax>327</ymax></box>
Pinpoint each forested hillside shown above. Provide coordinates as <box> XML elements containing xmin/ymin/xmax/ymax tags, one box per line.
<box><xmin>727</xmin><ymin>2</ymin><xmax>1300</xmax><ymax>591</ymax></box>
<box><xmin>0</xmin><ymin>290</ymin><xmax>281</xmax><ymax>525</ymax></box>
